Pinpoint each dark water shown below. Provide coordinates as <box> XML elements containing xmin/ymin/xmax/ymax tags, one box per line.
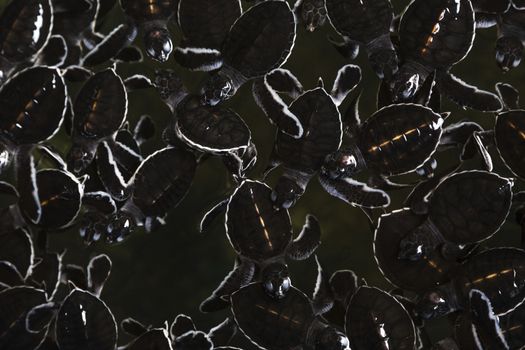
<box><xmin>1</xmin><ymin>0</ymin><xmax>523</xmax><ymax>347</ymax></box>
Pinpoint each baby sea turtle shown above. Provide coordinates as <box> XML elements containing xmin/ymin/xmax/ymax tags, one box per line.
<box><xmin>417</xmin><ymin>247</ymin><xmax>525</xmax><ymax>320</ymax></box>
<box><xmin>325</xmin><ymin>0</ymin><xmax>399</xmax><ymax>79</ymax></box>
<box><xmin>120</xmin><ymin>0</ymin><xmax>178</xmax><ymax>62</ymax></box>
<box><xmin>495</xmin><ymin>6</ymin><xmax>525</xmax><ymax>71</ymax></box>
<box><xmin>97</xmin><ymin>147</ymin><xmax>197</xmax><ymax>243</ymax></box>
<box><xmin>67</xmin><ymin>68</ymin><xmax>127</xmax><ymax>175</ymax></box>
<box><xmin>175</xmin><ymin>0</ymin><xmax>242</xmax><ymax>68</ymax></box>
<box><xmin>155</xmin><ymin>69</ymin><xmax>256</xmax><ymax>179</ymax></box>
<box><xmin>231</xmin><ymin>282</ymin><xmax>350</xmax><ymax>350</ymax></box>
<box><xmin>391</xmin><ymin>0</ymin><xmax>502</xmax><ymax>112</ymax></box>
<box><xmin>0</xmin><ymin>0</ymin><xmax>53</xmax><ymax>81</ymax></box>
<box><xmin>179</xmin><ymin>0</ymin><xmax>296</xmax><ymax>106</ymax></box>
<box><xmin>397</xmin><ymin>170</ymin><xmax>513</xmax><ymax>262</ymax></box>
<box><xmin>199</xmin><ymin>180</ymin><xmax>320</xmax><ymax>312</ymax></box>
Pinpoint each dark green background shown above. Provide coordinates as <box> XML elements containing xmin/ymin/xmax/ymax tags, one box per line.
<box><xmin>2</xmin><ymin>0</ymin><xmax>524</xmax><ymax>347</ymax></box>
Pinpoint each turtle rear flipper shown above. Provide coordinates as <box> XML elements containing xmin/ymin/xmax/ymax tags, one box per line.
<box><xmin>253</xmin><ymin>77</ymin><xmax>303</xmax><ymax>138</ymax></box>
<box><xmin>174</xmin><ymin>330</ymin><xmax>213</xmax><ymax>350</ymax></box>
<box><xmin>173</xmin><ymin>47</ymin><xmax>223</xmax><ymax>71</ymax></box>
<box><xmin>63</xmin><ymin>65</ymin><xmax>93</xmax><ymax>83</ymax></box>
<box><xmin>312</xmin><ymin>256</ymin><xmax>335</xmax><ymax>315</ymax></box>
<box><xmin>469</xmin><ymin>289</ymin><xmax>510</xmax><ymax>350</ymax></box>
<box><xmin>124</xmin><ymin>75</ymin><xmax>154</xmax><ymax>91</ymax></box>
<box><xmin>115</xmin><ymin>46</ymin><xmax>143</xmax><ymax>63</ymax></box>
<box><xmin>319</xmin><ymin>175</ymin><xmax>390</xmax><ymax>208</ymax></box>
<box><xmin>328</xmin><ymin>35</ymin><xmax>360</xmax><ymax>60</ymax></box>
<box><xmin>81</xmin><ymin>23</ymin><xmax>138</xmax><ymax>67</ymax></box>
<box><xmin>121</xmin><ymin>317</ymin><xmax>149</xmax><ymax>337</ymax></box>
<box><xmin>330</xmin><ymin>64</ymin><xmax>361</xmax><ymax>106</ymax></box>
<box><xmin>496</xmin><ymin>82</ymin><xmax>520</xmax><ymax>110</ymax></box>
<box><xmin>329</xmin><ymin>269</ymin><xmax>360</xmax><ymax>306</ymax></box>
<box><xmin>265</xmin><ymin>68</ymin><xmax>304</xmax><ymax>99</ymax></box>
<box><xmin>36</xmin><ymin>35</ymin><xmax>68</xmax><ymax>67</ymax></box>
<box><xmin>25</xmin><ymin>302</ymin><xmax>59</xmax><ymax>333</ymax></box>
<box><xmin>286</xmin><ymin>215</ymin><xmax>321</xmax><ymax>261</ymax></box>
<box><xmin>170</xmin><ymin>314</ymin><xmax>196</xmax><ymax>339</ymax></box>
<box><xmin>199</xmin><ymin>259</ymin><xmax>255</xmax><ymax>313</ymax></box>
<box><xmin>0</xmin><ymin>261</ymin><xmax>24</xmax><ymax>287</ymax></box>
<box><xmin>342</xmin><ymin>90</ymin><xmax>361</xmax><ymax>136</ymax></box>
<box><xmin>199</xmin><ymin>199</ymin><xmax>229</xmax><ymax>233</ymax></box>
<box><xmin>475</xmin><ymin>12</ymin><xmax>498</xmax><ymax>28</ymax></box>
<box><xmin>437</xmin><ymin>73</ymin><xmax>503</xmax><ymax>112</ymax></box>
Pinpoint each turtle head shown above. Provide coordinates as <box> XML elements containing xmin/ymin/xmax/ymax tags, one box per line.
<box><xmin>297</xmin><ymin>0</ymin><xmax>327</xmax><ymax>32</ymax></box>
<box><xmin>495</xmin><ymin>36</ymin><xmax>523</xmax><ymax>72</ymax></box>
<box><xmin>105</xmin><ymin>212</ymin><xmax>136</xmax><ymax>244</ymax></box>
<box><xmin>369</xmin><ymin>49</ymin><xmax>399</xmax><ymax>80</ymax></box>
<box><xmin>201</xmin><ymin>73</ymin><xmax>235</xmax><ymax>106</ymax></box>
<box><xmin>261</xmin><ymin>262</ymin><xmax>291</xmax><ymax>299</ymax></box>
<box><xmin>315</xmin><ymin>327</ymin><xmax>350</xmax><ymax>350</ymax></box>
<box><xmin>144</xmin><ymin>28</ymin><xmax>173</xmax><ymax>63</ymax></box>
<box><xmin>67</xmin><ymin>143</ymin><xmax>96</xmax><ymax>175</ymax></box>
<box><xmin>271</xmin><ymin>176</ymin><xmax>305</xmax><ymax>209</ymax></box>
<box><xmin>322</xmin><ymin>150</ymin><xmax>359</xmax><ymax>179</ymax></box>
<box><xmin>417</xmin><ymin>289</ymin><xmax>455</xmax><ymax>320</ymax></box>
<box><xmin>390</xmin><ymin>67</ymin><xmax>421</xmax><ymax>101</ymax></box>
<box><xmin>154</xmin><ymin>69</ymin><xmax>185</xmax><ymax>100</ymax></box>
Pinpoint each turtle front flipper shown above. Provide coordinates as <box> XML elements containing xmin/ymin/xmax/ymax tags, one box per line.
<box><xmin>475</xmin><ymin>12</ymin><xmax>499</xmax><ymax>28</ymax></box>
<box><xmin>311</xmin><ymin>256</ymin><xmax>335</xmax><ymax>315</ymax></box>
<box><xmin>170</xmin><ymin>314</ymin><xmax>196</xmax><ymax>339</ymax></box>
<box><xmin>207</xmin><ymin>317</ymin><xmax>237</xmax><ymax>347</ymax></box>
<box><xmin>440</xmin><ymin>121</ymin><xmax>484</xmax><ymax>150</ymax></box>
<box><xmin>330</xmin><ymin>64</ymin><xmax>361</xmax><ymax>106</ymax></box>
<box><xmin>173</xmin><ymin>330</ymin><xmax>213</xmax><ymax>350</ymax></box>
<box><xmin>199</xmin><ymin>258</ymin><xmax>256</xmax><ymax>313</ymax></box>
<box><xmin>81</xmin><ymin>23</ymin><xmax>138</xmax><ymax>67</ymax></box>
<box><xmin>173</xmin><ymin>47</ymin><xmax>223</xmax><ymax>71</ymax></box>
<box><xmin>114</xmin><ymin>46</ymin><xmax>143</xmax><ymax>63</ymax></box>
<box><xmin>327</xmin><ymin>35</ymin><xmax>360</xmax><ymax>60</ymax></box>
<box><xmin>82</xmin><ymin>191</ymin><xmax>117</xmax><ymax>216</ymax></box>
<box><xmin>437</xmin><ymin>73</ymin><xmax>503</xmax><ymax>112</ymax></box>
<box><xmin>329</xmin><ymin>269</ymin><xmax>361</xmax><ymax>306</ymax></box>
<box><xmin>496</xmin><ymin>82</ymin><xmax>520</xmax><ymax>110</ymax></box>
<box><xmin>87</xmin><ymin>254</ymin><xmax>112</xmax><ymax>297</ymax></box>
<box><xmin>462</xmin><ymin>131</ymin><xmax>494</xmax><ymax>172</ymax></box>
<box><xmin>265</xmin><ymin>69</ymin><xmax>304</xmax><ymax>99</ymax></box>
<box><xmin>16</xmin><ymin>152</ymin><xmax>42</xmax><ymax>225</ymax></box>
<box><xmin>134</xmin><ymin>115</ymin><xmax>156</xmax><ymax>146</ymax></box>
<box><xmin>36</xmin><ymin>35</ymin><xmax>68</xmax><ymax>67</ymax></box>
<box><xmin>124</xmin><ymin>75</ymin><xmax>155</xmax><ymax>91</ymax></box>
<box><xmin>318</xmin><ymin>175</ymin><xmax>390</xmax><ymax>208</ymax></box>
<box><xmin>96</xmin><ymin>141</ymin><xmax>130</xmax><ymax>202</ymax></box>
<box><xmin>121</xmin><ymin>317</ymin><xmax>149</xmax><ymax>337</ymax></box>
<box><xmin>199</xmin><ymin>199</ymin><xmax>229</xmax><ymax>233</ymax></box>
<box><xmin>469</xmin><ymin>289</ymin><xmax>510</xmax><ymax>350</ymax></box>
<box><xmin>286</xmin><ymin>214</ymin><xmax>321</xmax><ymax>261</ymax></box>
<box><xmin>252</xmin><ymin>76</ymin><xmax>303</xmax><ymax>138</ymax></box>
<box><xmin>35</xmin><ymin>144</ymin><xmax>68</xmax><ymax>171</ymax></box>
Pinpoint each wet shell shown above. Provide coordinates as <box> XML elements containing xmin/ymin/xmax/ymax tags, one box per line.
<box><xmin>0</xmin><ymin>0</ymin><xmax>53</xmax><ymax>63</ymax></box>
<box><xmin>231</xmin><ymin>283</ymin><xmax>313</xmax><ymax>350</ymax></box>
<box><xmin>400</xmin><ymin>0</ymin><xmax>475</xmax><ymax>69</ymax></box>
<box><xmin>325</xmin><ymin>0</ymin><xmax>393</xmax><ymax>44</ymax></box>
<box><xmin>176</xmin><ymin>104</ymin><xmax>251</xmax><ymax>153</ymax></box>
<box><xmin>275</xmin><ymin>88</ymin><xmax>342</xmax><ymax>174</ymax></box>
<box><xmin>345</xmin><ymin>286</ymin><xmax>416</xmax><ymax>350</ymax></box>
<box><xmin>428</xmin><ymin>170</ymin><xmax>513</xmax><ymax>244</ymax></box>
<box><xmin>178</xmin><ymin>0</ymin><xmax>242</xmax><ymax>49</ymax></box>
<box><xmin>456</xmin><ymin>247</ymin><xmax>525</xmax><ymax>315</ymax></box>
<box><xmin>226</xmin><ymin>180</ymin><xmax>292</xmax><ymax>261</ymax></box>
<box><xmin>0</xmin><ymin>66</ymin><xmax>66</xmax><ymax>145</ymax></box>
<box><xmin>120</xmin><ymin>0</ymin><xmax>178</xmax><ymax>23</ymax></box>
<box><xmin>374</xmin><ymin>208</ymin><xmax>455</xmax><ymax>293</ymax></box>
<box><xmin>495</xmin><ymin>110</ymin><xmax>525</xmax><ymax>180</ymax></box>
<box><xmin>222</xmin><ymin>0</ymin><xmax>296</xmax><ymax>78</ymax></box>
<box><xmin>131</xmin><ymin>148</ymin><xmax>196</xmax><ymax>217</ymax></box>
<box><xmin>73</xmin><ymin>68</ymin><xmax>127</xmax><ymax>140</ymax></box>
<box><xmin>358</xmin><ymin>104</ymin><xmax>443</xmax><ymax>176</ymax></box>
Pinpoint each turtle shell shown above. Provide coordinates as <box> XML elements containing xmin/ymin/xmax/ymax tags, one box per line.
<box><xmin>0</xmin><ymin>286</ymin><xmax>48</xmax><ymax>349</ymax></box>
<box><xmin>226</xmin><ymin>180</ymin><xmax>292</xmax><ymax>261</ymax></box>
<box><xmin>175</xmin><ymin>103</ymin><xmax>251</xmax><ymax>154</ymax></box>
<box><xmin>0</xmin><ymin>0</ymin><xmax>53</xmax><ymax>63</ymax></box>
<box><xmin>275</xmin><ymin>88</ymin><xmax>342</xmax><ymax>174</ymax></box>
<box><xmin>0</xmin><ymin>66</ymin><xmax>66</xmax><ymax>145</ymax></box>
<box><xmin>499</xmin><ymin>302</ymin><xmax>525</xmax><ymax>349</ymax></box>
<box><xmin>120</xmin><ymin>0</ymin><xmax>178</xmax><ymax>23</ymax></box>
<box><xmin>325</xmin><ymin>0</ymin><xmax>393</xmax><ymax>44</ymax></box>
<box><xmin>231</xmin><ymin>283</ymin><xmax>313</xmax><ymax>350</ymax></box>
<box><xmin>345</xmin><ymin>286</ymin><xmax>417</xmax><ymax>350</ymax></box>
<box><xmin>126</xmin><ymin>329</ymin><xmax>172</xmax><ymax>350</ymax></box>
<box><xmin>427</xmin><ymin>170</ymin><xmax>513</xmax><ymax>244</ymax></box>
<box><xmin>34</xmin><ymin>169</ymin><xmax>84</xmax><ymax>230</ymax></box>
<box><xmin>0</xmin><ymin>228</ymin><xmax>33</xmax><ymax>280</ymax></box>
<box><xmin>222</xmin><ymin>0</ymin><xmax>296</xmax><ymax>78</ymax></box>
<box><xmin>399</xmin><ymin>0</ymin><xmax>475</xmax><ymax>69</ymax></box>
<box><xmin>456</xmin><ymin>247</ymin><xmax>525</xmax><ymax>316</ymax></box>
<box><xmin>513</xmin><ymin>0</ymin><xmax>525</xmax><ymax>9</ymax></box>
<box><xmin>73</xmin><ymin>68</ymin><xmax>127</xmax><ymax>140</ymax></box>
<box><xmin>358</xmin><ymin>104</ymin><xmax>443</xmax><ymax>176</ymax></box>
<box><xmin>471</xmin><ymin>0</ymin><xmax>511</xmax><ymax>13</ymax></box>
<box><xmin>56</xmin><ymin>289</ymin><xmax>117</xmax><ymax>350</ymax></box>
<box><xmin>495</xmin><ymin>110</ymin><xmax>525</xmax><ymax>180</ymax></box>
<box><xmin>178</xmin><ymin>0</ymin><xmax>242</xmax><ymax>49</ymax></box>
<box><xmin>131</xmin><ymin>147</ymin><xmax>196</xmax><ymax>217</ymax></box>
<box><xmin>374</xmin><ymin>208</ymin><xmax>455</xmax><ymax>293</ymax></box>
